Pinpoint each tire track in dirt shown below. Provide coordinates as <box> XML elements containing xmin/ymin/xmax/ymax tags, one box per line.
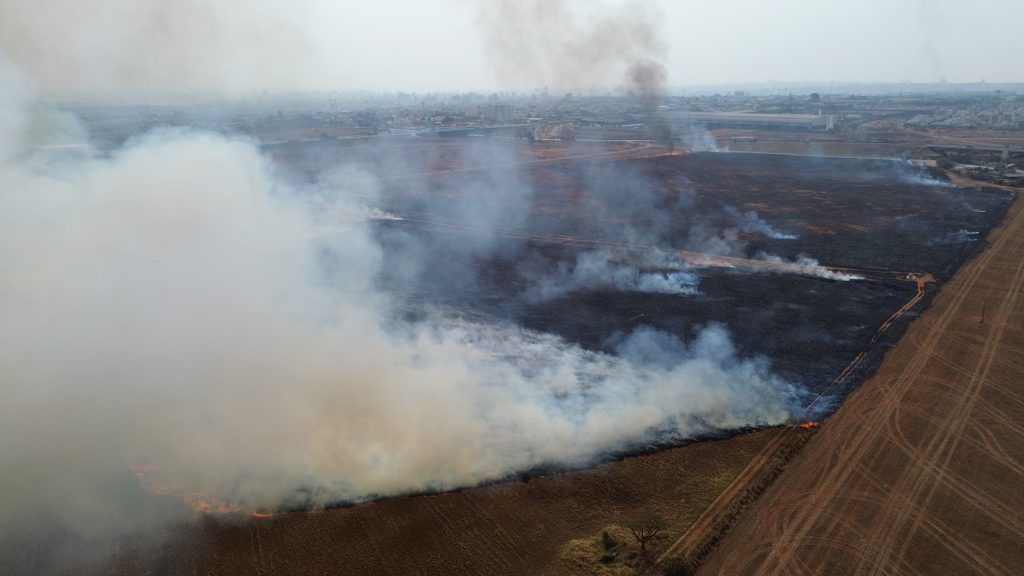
<box><xmin>870</xmin><ymin>249</ymin><xmax>1012</xmax><ymax>568</ymax></box>
<box><xmin>650</xmin><ymin>428</ymin><xmax>796</xmax><ymax>569</ymax></box>
<box><xmin>701</xmin><ymin>193</ymin><xmax>1024</xmax><ymax>575</ymax></box>
<box><xmin>849</xmin><ymin>457</ymin><xmax>1009</xmax><ymax>576</ymax></box>
<box><xmin>648</xmin><ymin>265</ymin><xmax>931</xmax><ymax>573</ymax></box>
<box><xmin>968</xmin><ymin>421</ymin><xmax>1024</xmax><ymax>477</ymax></box>
<box><xmin>858</xmin><ymin>430</ymin><xmax>1024</xmax><ymax>546</ymax></box>
<box><xmin>763</xmin><ymin>273</ymin><xmax>973</xmax><ymax>573</ymax></box>
<box><xmin>891</xmin><ymin>403</ymin><xmax>1024</xmax><ymax>482</ymax></box>
<box><xmin>815</xmin><ymin>203</ymin><xmax>1015</xmax><ymax>569</ymax></box>
<box><xmin>969</xmin><ymin>401</ymin><xmax>1024</xmax><ymax>438</ymax></box>
<box><xmin>888</xmin><ymin>403</ymin><xmax>1024</xmax><ymax>532</ymax></box>
<box><xmin>880</xmin><ymin>235</ymin><xmax>1024</xmax><ymax>575</ymax></box>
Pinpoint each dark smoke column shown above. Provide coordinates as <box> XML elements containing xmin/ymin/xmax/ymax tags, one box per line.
<box><xmin>628</xmin><ymin>58</ymin><xmax>673</xmax><ymax>150</ymax></box>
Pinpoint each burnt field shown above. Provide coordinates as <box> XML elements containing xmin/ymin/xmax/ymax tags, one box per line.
<box><xmin>159</xmin><ymin>146</ymin><xmax>1018</xmax><ymax>576</ymax></box>
<box><xmin>24</xmin><ymin>145</ymin><xmax>1009</xmax><ymax>576</ymax></box>
<box><xmin>358</xmin><ymin>150</ymin><xmax>1011</xmax><ymax>406</ymax></box>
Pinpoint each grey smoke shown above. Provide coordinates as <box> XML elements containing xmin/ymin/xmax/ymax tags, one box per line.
<box><xmin>896</xmin><ymin>159</ymin><xmax>955</xmax><ymax>188</ymax></box>
<box><xmin>725</xmin><ymin>206</ymin><xmax>799</xmax><ymax>240</ymax></box>
<box><xmin>682</xmin><ymin>124</ymin><xmax>726</xmax><ymax>153</ymax></box>
<box><xmin>755</xmin><ymin>253</ymin><xmax>864</xmax><ymax>281</ymax></box>
<box><xmin>524</xmin><ymin>249</ymin><xmax>700</xmax><ymax>301</ymax></box>
<box><xmin>476</xmin><ymin>0</ymin><xmax>668</xmax><ymax>92</ymax></box>
<box><xmin>628</xmin><ymin>58</ymin><xmax>668</xmax><ymax>102</ymax></box>
<box><xmin>0</xmin><ymin>0</ymin><xmax>314</xmax><ymax>96</ymax></box>
<box><xmin>849</xmin><ymin>158</ymin><xmax>954</xmax><ymax>188</ymax></box>
<box><xmin>914</xmin><ymin>0</ymin><xmax>948</xmax><ymax>83</ymax></box>
<box><xmin>674</xmin><ymin>204</ymin><xmax>800</xmax><ymax>258</ymax></box>
<box><xmin>929</xmin><ymin>228</ymin><xmax>979</xmax><ymax>246</ymax></box>
<box><xmin>0</xmin><ymin>70</ymin><xmax>803</xmax><ymax>564</ymax></box>
<box><xmin>370</xmin><ymin>140</ymin><xmax>537</xmax><ymax>298</ymax></box>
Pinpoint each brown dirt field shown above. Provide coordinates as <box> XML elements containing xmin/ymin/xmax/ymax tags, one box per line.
<box><xmin>700</xmin><ymin>193</ymin><xmax>1024</xmax><ymax>575</ymax></box>
<box><xmin>198</xmin><ymin>428</ymin><xmax>788</xmax><ymax>575</ymax></box>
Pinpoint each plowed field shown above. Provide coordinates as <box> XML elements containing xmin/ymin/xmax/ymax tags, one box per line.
<box><xmin>702</xmin><ymin>194</ymin><xmax>1024</xmax><ymax>575</ymax></box>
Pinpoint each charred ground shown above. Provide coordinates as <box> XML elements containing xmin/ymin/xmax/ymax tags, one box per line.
<box><xmin>177</xmin><ymin>147</ymin><xmax>1015</xmax><ymax>576</ymax></box>
<box><xmin>46</xmin><ymin>142</ymin><xmax>1008</xmax><ymax>576</ymax></box>
<box><xmin>362</xmin><ymin>151</ymin><xmax>1010</xmax><ymax>404</ymax></box>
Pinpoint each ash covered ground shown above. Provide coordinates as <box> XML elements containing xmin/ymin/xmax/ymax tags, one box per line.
<box><xmin>294</xmin><ymin>146</ymin><xmax>1011</xmax><ymax>407</ymax></box>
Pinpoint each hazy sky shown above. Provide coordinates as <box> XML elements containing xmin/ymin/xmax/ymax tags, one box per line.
<box><xmin>0</xmin><ymin>0</ymin><xmax>1021</xmax><ymax>95</ymax></box>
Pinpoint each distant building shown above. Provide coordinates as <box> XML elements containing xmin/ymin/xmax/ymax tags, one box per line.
<box><xmin>672</xmin><ymin>111</ymin><xmax>836</xmax><ymax>132</ymax></box>
<box><xmin>483</xmin><ymin>104</ymin><xmax>513</xmax><ymax>124</ymax></box>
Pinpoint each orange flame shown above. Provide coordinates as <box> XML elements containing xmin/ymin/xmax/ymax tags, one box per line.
<box><xmin>128</xmin><ymin>459</ymin><xmax>276</xmax><ymax>517</ymax></box>
<box><xmin>799</xmin><ymin>421</ymin><xmax>820</xmax><ymax>429</ymax></box>
<box><xmin>185</xmin><ymin>497</ymin><xmax>246</xmax><ymax>515</ymax></box>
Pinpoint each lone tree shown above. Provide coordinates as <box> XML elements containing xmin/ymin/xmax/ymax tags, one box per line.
<box><xmin>626</xmin><ymin>512</ymin><xmax>669</xmax><ymax>554</ymax></box>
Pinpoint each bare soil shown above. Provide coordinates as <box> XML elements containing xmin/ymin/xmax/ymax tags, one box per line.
<box><xmin>199</xmin><ymin>429</ymin><xmax>780</xmax><ymax>575</ymax></box>
<box><xmin>701</xmin><ymin>193</ymin><xmax>1024</xmax><ymax>575</ymax></box>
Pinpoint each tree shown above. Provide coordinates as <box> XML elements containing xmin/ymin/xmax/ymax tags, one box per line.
<box><xmin>625</xmin><ymin>513</ymin><xmax>669</xmax><ymax>554</ymax></box>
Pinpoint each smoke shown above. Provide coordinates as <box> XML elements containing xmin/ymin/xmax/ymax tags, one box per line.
<box><xmin>524</xmin><ymin>250</ymin><xmax>700</xmax><ymax>302</ymax></box>
<box><xmin>475</xmin><ymin>0</ymin><xmax>668</xmax><ymax>92</ymax></box>
<box><xmin>628</xmin><ymin>59</ymin><xmax>668</xmax><ymax>102</ymax></box>
<box><xmin>0</xmin><ymin>4</ymin><xmax>824</xmax><ymax>571</ymax></box>
<box><xmin>682</xmin><ymin>124</ymin><xmax>726</xmax><ymax>153</ymax></box>
<box><xmin>755</xmin><ymin>253</ymin><xmax>864</xmax><ymax>282</ymax></box>
<box><xmin>0</xmin><ymin>70</ymin><xmax>803</xmax><ymax>570</ymax></box>
<box><xmin>371</xmin><ymin>141</ymin><xmax>538</xmax><ymax>299</ymax></box>
<box><xmin>725</xmin><ymin>206</ymin><xmax>799</xmax><ymax>240</ymax></box>
<box><xmin>929</xmin><ymin>228</ymin><xmax>979</xmax><ymax>246</ymax></box>
<box><xmin>681</xmin><ymin>207</ymin><xmax>797</xmax><ymax>258</ymax></box>
<box><xmin>0</xmin><ymin>0</ymin><xmax>317</xmax><ymax>96</ymax></box>
<box><xmin>895</xmin><ymin>160</ymin><xmax>955</xmax><ymax>188</ymax></box>
<box><xmin>848</xmin><ymin>158</ymin><xmax>954</xmax><ymax>188</ymax></box>
<box><xmin>476</xmin><ymin>0</ymin><xmax>674</xmax><ymax>147</ymax></box>
<box><xmin>913</xmin><ymin>0</ymin><xmax>948</xmax><ymax>83</ymax></box>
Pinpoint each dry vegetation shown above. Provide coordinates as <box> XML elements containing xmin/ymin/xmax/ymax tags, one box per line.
<box><xmin>197</xmin><ymin>429</ymin><xmax>782</xmax><ymax>575</ymax></box>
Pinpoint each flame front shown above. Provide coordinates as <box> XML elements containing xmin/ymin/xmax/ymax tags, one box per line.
<box><xmin>128</xmin><ymin>459</ymin><xmax>277</xmax><ymax>518</ymax></box>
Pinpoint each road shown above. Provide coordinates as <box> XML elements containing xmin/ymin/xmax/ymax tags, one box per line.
<box><xmin>700</xmin><ymin>192</ymin><xmax>1024</xmax><ymax>575</ymax></box>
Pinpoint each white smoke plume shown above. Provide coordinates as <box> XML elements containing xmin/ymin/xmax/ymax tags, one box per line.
<box><xmin>896</xmin><ymin>159</ymin><xmax>955</xmax><ymax>188</ymax></box>
<box><xmin>525</xmin><ymin>250</ymin><xmax>700</xmax><ymax>301</ymax></box>
<box><xmin>681</xmin><ymin>206</ymin><xmax>798</xmax><ymax>259</ymax></box>
<box><xmin>475</xmin><ymin>0</ymin><xmax>667</xmax><ymax>92</ymax></box>
<box><xmin>755</xmin><ymin>253</ymin><xmax>864</xmax><ymax>281</ymax></box>
<box><xmin>683</xmin><ymin>125</ymin><xmax>727</xmax><ymax>152</ymax></box>
<box><xmin>850</xmin><ymin>158</ymin><xmax>955</xmax><ymax>188</ymax></box>
<box><xmin>726</xmin><ymin>206</ymin><xmax>799</xmax><ymax>240</ymax></box>
<box><xmin>928</xmin><ymin>228</ymin><xmax>979</xmax><ymax>246</ymax></box>
<box><xmin>0</xmin><ymin>69</ymin><xmax>803</xmax><ymax>559</ymax></box>
<box><xmin>0</xmin><ymin>0</ymin><xmax>316</xmax><ymax>96</ymax></box>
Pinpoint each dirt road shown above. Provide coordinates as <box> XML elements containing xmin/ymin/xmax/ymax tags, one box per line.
<box><xmin>701</xmin><ymin>194</ymin><xmax>1024</xmax><ymax>574</ymax></box>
